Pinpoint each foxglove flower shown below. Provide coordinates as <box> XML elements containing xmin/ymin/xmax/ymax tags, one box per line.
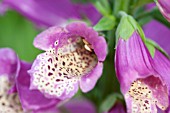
<box><xmin>0</xmin><ymin>48</ymin><xmax>23</xmax><ymax>113</ymax></box>
<box><xmin>115</xmin><ymin>15</ymin><xmax>170</xmax><ymax>112</ymax></box>
<box><xmin>2</xmin><ymin>0</ymin><xmax>101</xmax><ymax>27</ymax></box>
<box><xmin>28</xmin><ymin>22</ymin><xmax>107</xmax><ymax>100</ymax></box>
<box><xmin>155</xmin><ymin>0</ymin><xmax>170</xmax><ymax>22</ymax></box>
<box><xmin>0</xmin><ymin>48</ymin><xmax>60</xmax><ymax>113</ymax></box>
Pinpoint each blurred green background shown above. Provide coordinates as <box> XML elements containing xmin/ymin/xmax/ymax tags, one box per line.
<box><xmin>0</xmin><ymin>10</ymin><xmax>41</xmax><ymax>62</ymax></box>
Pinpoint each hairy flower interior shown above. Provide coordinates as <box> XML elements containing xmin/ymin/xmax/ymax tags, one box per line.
<box><xmin>0</xmin><ymin>76</ymin><xmax>23</xmax><ymax>113</ymax></box>
<box><xmin>126</xmin><ymin>76</ymin><xmax>169</xmax><ymax>113</ymax></box>
<box><xmin>33</xmin><ymin>37</ymin><xmax>98</xmax><ymax>97</ymax></box>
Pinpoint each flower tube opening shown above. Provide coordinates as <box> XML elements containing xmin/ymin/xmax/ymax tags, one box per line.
<box><xmin>126</xmin><ymin>76</ymin><xmax>169</xmax><ymax>113</ymax></box>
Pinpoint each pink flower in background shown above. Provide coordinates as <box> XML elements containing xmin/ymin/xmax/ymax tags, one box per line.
<box><xmin>143</xmin><ymin>20</ymin><xmax>170</xmax><ymax>55</ymax></box>
<box><xmin>155</xmin><ymin>0</ymin><xmax>170</xmax><ymax>22</ymax></box>
<box><xmin>0</xmin><ymin>48</ymin><xmax>22</xmax><ymax>113</ymax></box>
<box><xmin>28</xmin><ymin>22</ymin><xmax>107</xmax><ymax>100</ymax></box>
<box><xmin>104</xmin><ymin>102</ymin><xmax>125</xmax><ymax>113</ymax></box>
<box><xmin>2</xmin><ymin>0</ymin><xmax>101</xmax><ymax>27</ymax></box>
<box><xmin>35</xmin><ymin>97</ymin><xmax>96</xmax><ymax>113</ymax></box>
<box><xmin>0</xmin><ymin>48</ymin><xmax>60</xmax><ymax>113</ymax></box>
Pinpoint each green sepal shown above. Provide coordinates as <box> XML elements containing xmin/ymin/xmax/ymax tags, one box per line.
<box><xmin>116</xmin><ymin>11</ymin><xmax>146</xmax><ymax>43</ymax></box>
<box><xmin>145</xmin><ymin>38</ymin><xmax>169</xmax><ymax>58</ymax></box>
<box><xmin>99</xmin><ymin>93</ymin><xmax>123</xmax><ymax>113</ymax></box>
<box><xmin>93</xmin><ymin>15</ymin><xmax>116</xmax><ymax>31</ymax></box>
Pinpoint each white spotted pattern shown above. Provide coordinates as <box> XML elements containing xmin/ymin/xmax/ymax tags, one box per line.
<box><xmin>126</xmin><ymin>78</ymin><xmax>168</xmax><ymax>113</ymax></box>
<box><xmin>33</xmin><ymin>37</ymin><xmax>98</xmax><ymax>97</ymax></box>
<box><xmin>0</xmin><ymin>76</ymin><xmax>23</xmax><ymax>113</ymax></box>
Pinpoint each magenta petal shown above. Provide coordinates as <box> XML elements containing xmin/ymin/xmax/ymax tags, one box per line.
<box><xmin>115</xmin><ymin>31</ymin><xmax>153</xmax><ymax>93</ymax></box>
<box><xmin>3</xmin><ymin>0</ymin><xmax>101</xmax><ymax>27</ymax></box>
<box><xmin>157</xmin><ymin>0</ymin><xmax>170</xmax><ymax>22</ymax></box>
<box><xmin>0</xmin><ymin>48</ymin><xmax>19</xmax><ymax>91</ymax></box>
<box><xmin>108</xmin><ymin>102</ymin><xmax>126</xmax><ymax>113</ymax></box>
<box><xmin>63</xmin><ymin>98</ymin><xmax>96</xmax><ymax>113</ymax></box>
<box><xmin>79</xmin><ymin>62</ymin><xmax>103</xmax><ymax>92</ymax></box>
<box><xmin>143</xmin><ymin>20</ymin><xmax>170</xmax><ymax>55</ymax></box>
<box><xmin>30</xmin><ymin>22</ymin><xmax>107</xmax><ymax>100</ymax></box>
<box><xmin>66</xmin><ymin>22</ymin><xmax>107</xmax><ymax>61</ymax></box>
<box><xmin>76</xmin><ymin>4</ymin><xmax>101</xmax><ymax>25</ymax></box>
<box><xmin>32</xmin><ymin>106</ymin><xmax>59</xmax><ymax>113</ymax></box>
<box><xmin>16</xmin><ymin>61</ymin><xmax>59</xmax><ymax>111</ymax></box>
<box><xmin>0</xmin><ymin>2</ymin><xmax>7</xmax><ymax>15</ymax></box>
<box><xmin>33</xmin><ymin>26</ymin><xmax>65</xmax><ymax>51</ymax></box>
<box><xmin>152</xmin><ymin>50</ymin><xmax>170</xmax><ymax>91</ymax></box>
<box><xmin>0</xmin><ymin>48</ymin><xmax>18</xmax><ymax>76</ymax></box>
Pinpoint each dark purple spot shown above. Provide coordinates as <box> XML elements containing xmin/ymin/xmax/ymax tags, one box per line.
<box><xmin>145</xmin><ymin>100</ymin><xmax>149</xmax><ymax>104</ymax></box>
<box><xmin>62</xmin><ymin>61</ymin><xmax>65</xmax><ymax>66</ymax></box>
<box><xmin>48</xmin><ymin>72</ymin><xmax>53</xmax><ymax>76</ymax></box>
<box><xmin>56</xmin><ymin>57</ymin><xmax>58</xmax><ymax>61</ymax></box>
<box><xmin>46</xmin><ymin>83</ymin><xmax>50</xmax><ymax>86</ymax></box>
<box><xmin>48</xmin><ymin>65</ymin><xmax>50</xmax><ymax>70</ymax></box>
<box><xmin>48</xmin><ymin>58</ymin><xmax>53</xmax><ymax>63</ymax></box>
<box><xmin>54</xmin><ymin>64</ymin><xmax>57</xmax><ymax>68</ymax></box>
<box><xmin>58</xmin><ymin>73</ymin><xmax>62</xmax><ymax>76</ymax></box>
<box><xmin>63</xmin><ymin>73</ymin><xmax>67</xmax><ymax>75</ymax></box>
<box><xmin>52</xmin><ymin>68</ymin><xmax>55</xmax><ymax>71</ymax></box>
<box><xmin>56</xmin><ymin>79</ymin><xmax>61</xmax><ymax>82</ymax></box>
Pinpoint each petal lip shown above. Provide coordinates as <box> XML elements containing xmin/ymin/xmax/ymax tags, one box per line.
<box><xmin>33</xmin><ymin>26</ymin><xmax>65</xmax><ymax>51</ymax></box>
<box><xmin>152</xmin><ymin>49</ymin><xmax>170</xmax><ymax>92</ymax></box>
<box><xmin>16</xmin><ymin>61</ymin><xmax>59</xmax><ymax>111</ymax></box>
<box><xmin>34</xmin><ymin>22</ymin><xmax>107</xmax><ymax>61</ymax></box>
<box><xmin>0</xmin><ymin>48</ymin><xmax>18</xmax><ymax>76</ymax></box>
<box><xmin>66</xmin><ymin>22</ymin><xmax>107</xmax><ymax>61</ymax></box>
<box><xmin>79</xmin><ymin>62</ymin><xmax>103</xmax><ymax>92</ymax></box>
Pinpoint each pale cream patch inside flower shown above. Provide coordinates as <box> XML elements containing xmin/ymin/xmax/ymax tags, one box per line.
<box><xmin>126</xmin><ymin>77</ymin><xmax>168</xmax><ymax>113</ymax></box>
<box><xmin>33</xmin><ymin>37</ymin><xmax>98</xmax><ymax>97</ymax></box>
<box><xmin>0</xmin><ymin>76</ymin><xmax>23</xmax><ymax>113</ymax></box>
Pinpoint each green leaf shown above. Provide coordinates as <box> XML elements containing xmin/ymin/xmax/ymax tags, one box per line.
<box><xmin>93</xmin><ymin>0</ymin><xmax>111</xmax><ymax>16</ymax></box>
<box><xmin>135</xmin><ymin>8</ymin><xmax>170</xmax><ymax>28</ymax></box>
<box><xmin>0</xmin><ymin>10</ymin><xmax>41</xmax><ymax>62</ymax></box>
<box><xmin>114</xmin><ymin>0</ymin><xmax>131</xmax><ymax>15</ymax></box>
<box><xmin>93</xmin><ymin>15</ymin><xmax>116</xmax><ymax>31</ymax></box>
<box><xmin>99</xmin><ymin>93</ymin><xmax>123</xmax><ymax>113</ymax></box>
